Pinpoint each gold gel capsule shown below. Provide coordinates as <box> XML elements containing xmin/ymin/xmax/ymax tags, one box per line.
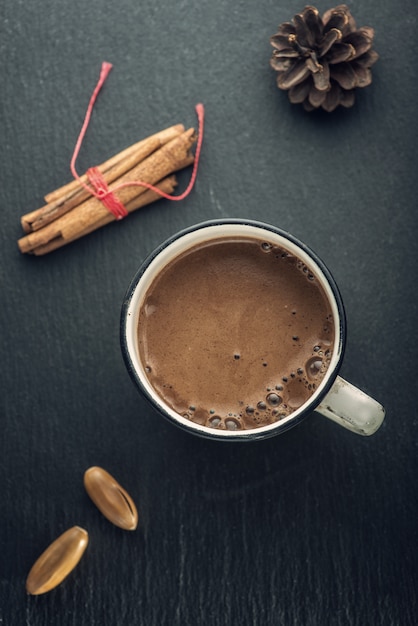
<box><xmin>26</xmin><ymin>526</ymin><xmax>88</xmax><ymax>595</ymax></box>
<box><xmin>84</xmin><ymin>466</ymin><xmax>138</xmax><ymax>530</ymax></box>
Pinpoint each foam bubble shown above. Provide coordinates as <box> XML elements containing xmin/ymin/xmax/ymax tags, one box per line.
<box><xmin>225</xmin><ymin>418</ymin><xmax>241</xmax><ymax>430</ymax></box>
<box><xmin>144</xmin><ymin>303</ymin><xmax>157</xmax><ymax>317</ymax></box>
<box><xmin>266</xmin><ymin>393</ymin><xmax>282</xmax><ymax>407</ymax></box>
<box><xmin>306</xmin><ymin>357</ymin><xmax>323</xmax><ymax>379</ymax></box>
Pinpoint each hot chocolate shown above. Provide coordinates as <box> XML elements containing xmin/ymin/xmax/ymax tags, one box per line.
<box><xmin>137</xmin><ymin>236</ymin><xmax>335</xmax><ymax>430</ymax></box>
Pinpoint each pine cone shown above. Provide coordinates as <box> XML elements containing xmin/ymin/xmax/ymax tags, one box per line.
<box><xmin>270</xmin><ymin>5</ymin><xmax>378</xmax><ymax>112</ymax></box>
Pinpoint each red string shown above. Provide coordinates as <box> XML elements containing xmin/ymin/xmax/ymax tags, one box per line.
<box><xmin>111</xmin><ymin>102</ymin><xmax>204</xmax><ymax>202</ymax></box>
<box><xmin>86</xmin><ymin>166</ymin><xmax>128</xmax><ymax>219</ymax></box>
<box><xmin>70</xmin><ymin>62</ymin><xmax>204</xmax><ymax>219</ymax></box>
<box><xmin>70</xmin><ymin>62</ymin><xmax>113</xmax><ymax>197</ymax></box>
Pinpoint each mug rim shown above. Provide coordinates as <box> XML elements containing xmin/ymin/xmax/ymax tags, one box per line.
<box><xmin>120</xmin><ymin>218</ymin><xmax>347</xmax><ymax>441</ymax></box>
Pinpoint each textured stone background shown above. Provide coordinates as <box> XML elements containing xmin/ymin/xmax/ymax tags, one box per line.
<box><xmin>1</xmin><ymin>1</ymin><xmax>417</xmax><ymax>624</ymax></box>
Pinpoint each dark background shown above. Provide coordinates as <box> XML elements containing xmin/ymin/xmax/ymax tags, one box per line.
<box><xmin>1</xmin><ymin>1</ymin><xmax>417</xmax><ymax>624</ymax></box>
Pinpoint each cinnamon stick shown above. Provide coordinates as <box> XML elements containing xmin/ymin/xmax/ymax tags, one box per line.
<box><xmin>23</xmin><ymin>176</ymin><xmax>178</xmax><ymax>255</ymax></box>
<box><xmin>21</xmin><ymin>124</ymin><xmax>185</xmax><ymax>233</ymax></box>
<box><xmin>18</xmin><ymin>129</ymin><xmax>196</xmax><ymax>255</ymax></box>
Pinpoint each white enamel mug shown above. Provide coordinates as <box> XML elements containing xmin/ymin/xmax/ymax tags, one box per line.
<box><xmin>121</xmin><ymin>219</ymin><xmax>385</xmax><ymax>441</ymax></box>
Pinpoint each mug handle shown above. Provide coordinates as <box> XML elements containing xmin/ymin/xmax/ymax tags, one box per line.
<box><xmin>315</xmin><ymin>376</ymin><xmax>385</xmax><ymax>436</ymax></box>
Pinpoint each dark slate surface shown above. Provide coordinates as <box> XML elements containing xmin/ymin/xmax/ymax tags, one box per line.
<box><xmin>1</xmin><ymin>1</ymin><xmax>417</xmax><ymax>624</ymax></box>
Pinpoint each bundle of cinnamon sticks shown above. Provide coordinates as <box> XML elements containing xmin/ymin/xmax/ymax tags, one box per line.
<box><xmin>18</xmin><ymin>124</ymin><xmax>197</xmax><ymax>255</ymax></box>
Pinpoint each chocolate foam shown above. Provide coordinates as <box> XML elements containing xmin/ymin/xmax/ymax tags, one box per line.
<box><xmin>138</xmin><ymin>237</ymin><xmax>335</xmax><ymax>430</ymax></box>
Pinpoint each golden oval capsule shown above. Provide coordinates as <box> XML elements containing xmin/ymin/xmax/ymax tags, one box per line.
<box><xmin>84</xmin><ymin>466</ymin><xmax>138</xmax><ymax>530</ymax></box>
<box><xmin>26</xmin><ymin>526</ymin><xmax>88</xmax><ymax>595</ymax></box>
